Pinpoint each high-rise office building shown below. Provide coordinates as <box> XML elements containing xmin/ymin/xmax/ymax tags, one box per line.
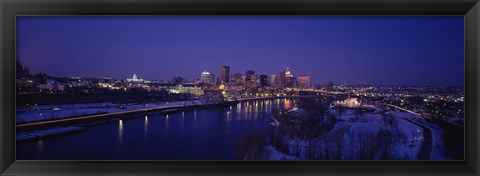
<box><xmin>245</xmin><ymin>70</ymin><xmax>255</xmax><ymax>81</ymax></box>
<box><xmin>297</xmin><ymin>75</ymin><xmax>311</xmax><ymax>89</ymax></box>
<box><xmin>220</xmin><ymin>66</ymin><xmax>230</xmax><ymax>84</ymax></box>
<box><xmin>251</xmin><ymin>74</ymin><xmax>260</xmax><ymax>84</ymax></box>
<box><xmin>231</xmin><ymin>73</ymin><xmax>242</xmax><ymax>84</ymax></box>
<box><xmin>285</xmin><ymin>67</ymin><xmax>293</xmax><ymax>78</ymax></box>
<box><xmin>260</xmin><ymin>75</ymin><xmax>268</xmax><ymax>87</ymax></box>
<box><xmin>285</xmin><ymin>67</ymin><xmax>294</xmax><ymax>88</ymax></box>
<box><xmin>271</xmin><ymin>74</ymin><xmax>282</xmax><ymax>88</ymax></box>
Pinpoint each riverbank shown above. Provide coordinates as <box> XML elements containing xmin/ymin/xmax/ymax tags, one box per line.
<box><xmin>16</xmin><ymin>98</ymin><xmax>288</xmax><ymax>160</ymax></box>
<box><xmin>16</xmin><ymin>95</ymin><xmax>320</xmax><ymax>133</ymax></box>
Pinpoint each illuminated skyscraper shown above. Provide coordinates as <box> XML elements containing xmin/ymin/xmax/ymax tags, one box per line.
<box><xmin>285</xmin><ymin>67</ymin><xmax>293</xmax><ymax>78</ymax></box>
<box><xmin>220</xmin><ymin>66</ymin><xmax>230</xmax><ymax>84</ymax></box>
<box><xmin>297</xmin><ymin>75</ymin><xmax>311</xmax><ymax>89</ymax></box>
<box><xmin>285</xmin><ymin>67</ymin><xmax>294</xmax><ymax>88</ymax></box>
<box><xmin>271</xmin><ymin>74</ymin><xmax>282</xmax><ymax>88</ymax></box>
<box><xmin>16</xmin><ymin>59</ymin><xmax>30</xmax><ymax>78</ymax></box>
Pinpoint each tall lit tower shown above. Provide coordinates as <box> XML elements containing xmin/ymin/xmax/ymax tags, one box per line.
<box><xmin>220</xmin><ymin>66</ymin><xmax>230</xmax><ymax>84</ymax></box>
<box><xmin>285</xmin><ymin>67</ymin><xmax>293</xmax><ymax>78</ymax></box>
<box><xmin>285</xmin><ymin>67</ymin><xmax>294</xmax><ymax>88</ymax></box>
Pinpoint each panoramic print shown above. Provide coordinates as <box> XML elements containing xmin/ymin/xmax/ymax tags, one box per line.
<box><xmin>16</xmin><ymin>16</ymin><xmax>464</xmax><ymax>160</ymax></box>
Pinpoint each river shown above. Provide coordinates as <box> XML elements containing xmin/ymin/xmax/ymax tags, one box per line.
<box><xmin>16</xmin><ymin>98</ymin><xmax>294</xmax><ymax>160</ymax></box>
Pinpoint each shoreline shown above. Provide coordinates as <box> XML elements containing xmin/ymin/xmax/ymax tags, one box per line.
<box><xmin>16</xmin><ymin>95</ymin><xmax>321</xmax><ymax>132</ymax></box>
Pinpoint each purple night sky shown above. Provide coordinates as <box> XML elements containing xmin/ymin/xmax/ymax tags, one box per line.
<box><xmin>16</xmin><ymin>16</ymin><xmax>464</xmax><ymax>86</ymax></box>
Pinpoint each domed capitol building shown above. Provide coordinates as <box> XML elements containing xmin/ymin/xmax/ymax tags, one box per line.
<box><xmin>126</xmin><ymin>74</ymin><xmax>144</xmax><ymax>82</ymax></box>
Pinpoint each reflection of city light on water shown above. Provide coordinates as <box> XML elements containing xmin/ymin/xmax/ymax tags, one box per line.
<box><xmin>226</xmin><ymin>111</ymin><xmax>232</xmax><ymax>122</ymax></box>
<box><xmin>165</xmin><ymin>115</ymin><xmax>169</xmax><ymax>129</ymax></box>
<box><xmin>285</xmin><ymin>100</ymin><xmax>292</xmax><ymax>109</ymax></box>
<box><xmin>37</xmin><ymin>140</ymin><xmax>43</xmax><ymax>152</ymax></box>
<box><xmin>144</xmin><ymin>115</ymin><xmax>148</xmax><ymax>132</ymax></box>
<box><xmin>182</xmin><ymin>111</ymin><xmax>185</xmax><ymax>121</ymax></box>
<box><xmin>237</xmin><ymin>103</ymin><xmax>242</xmax><ymax>114</ymax></box>
<box><xmin>118</xmin><ymin>120</ymin><xmax>123</xmax><ymax>143</ymax></box>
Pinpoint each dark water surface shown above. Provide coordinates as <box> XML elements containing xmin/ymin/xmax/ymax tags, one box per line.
<box><xmin>17</xmin><ymin>99</ymin><xmax>292</xmax><ymax>160</ymax></box>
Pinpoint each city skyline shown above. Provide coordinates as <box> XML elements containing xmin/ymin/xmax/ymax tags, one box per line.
<box><xmin>17</xmin><ymin>16</ymin><xmax>464</xmax><ymax>86</ymax></box>
<box><xmin>17</xmin><ymin>63</ymin><xmax>465</xmax><ymax>87</ymax></box>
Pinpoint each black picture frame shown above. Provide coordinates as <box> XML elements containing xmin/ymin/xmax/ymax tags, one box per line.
<box><xmin>1</xmin><ymin>0</ymin><xmax>479</xmax><ymax>175</ymax></box>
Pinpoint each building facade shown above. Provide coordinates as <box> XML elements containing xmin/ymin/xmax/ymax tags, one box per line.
<box><xmin>231</xmin><ymin>73</ymin><xmax>242</xmax><ymax>84</ymax></box>
<box><xmin>271</xmin><ymin>74</ymin><xmax>282</xmax><ymax>88</ymax></box>
<box><xmin>220</xmin><ymin>66</ymin><xmax>230</xmax><ymax>84</ymax></box>
<box><xmin>200</xmin><ymin>70</ymin><xmax>215</xmax><ymax>84</ymax></box>
<box><xmin>297</xmin><ymin>75</ymin><xmax>311</xmax><ymax>89</ymax></box>
<box><xmin>245</xmin><ymin>70</ymin><xmax>255</xmax><ymax>81</ymax></box>
<box><xmin>126</xmin><ymin>74</ymin><xmax>144</xmax><ymax>82</ymax></box>
<box><xmin>260</xmin><ymin>75</ymin><xmax>268</xmax><ymax>87</ymax></box>
<box><xmin>285</xmin><ymin>68</ymin><xmax>294</xmax><ymax>88</ymax></box>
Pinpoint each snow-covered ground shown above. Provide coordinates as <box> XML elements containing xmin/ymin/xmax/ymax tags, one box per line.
<box><xmin>388</xmin><ymin>117</ymin><xmax>423</xmax><ymax>159</ymax></box>
<box><xmin>269</xmin><ymin>108</ymin><xmax>452</xmax><ymax>160</ymax></box>
<box><xmin>389</xmin><ymin>112</ymin><xmax>452</xmax><ymax>160</ymax></box>
<box><xmin>17</xmin><ymin>126</ymin><xmax>86</xmax><ymax>141</ymax></box>
<box><xmin>16</xmin><ymin>100</ymin><xmax>208</xmax><ymax>123</ymax></box>
<box><xmin>264</xmin><ymin>146</ymin><xmax>299</xmax><ymax>160</ymax></box>
<box><xmin>316</xmin><ymin>112</ymin><xmax>416</xmax><ymax>160</ymax></box>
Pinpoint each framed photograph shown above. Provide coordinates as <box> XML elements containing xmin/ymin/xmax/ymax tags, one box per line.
<box><xmin>1</xmin><ymin>0</ymin><xmax>479</xmax><ymax>175</ymax></box>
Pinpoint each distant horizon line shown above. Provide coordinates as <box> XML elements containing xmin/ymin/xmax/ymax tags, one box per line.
<box><xmin>21</xmin><ymin>72</ymin><xmax>464</xmax><ymax>88</ymax></box>
<box><xmin>18</xmin><ymin>61</ymin><xmax>464</xmax><ymax>88</ymax></box>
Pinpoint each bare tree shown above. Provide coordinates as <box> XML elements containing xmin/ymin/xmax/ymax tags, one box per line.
<box><xmin>236</xmin><ymin>130</ymin><xmax>266</xmax><ymax>160</ymax></box>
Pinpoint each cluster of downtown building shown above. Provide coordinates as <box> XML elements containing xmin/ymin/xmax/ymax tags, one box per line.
<box><xmin>203</xmin><ymin>66</ymin><xmax>312</xmax><ymax>89</ymax></box>
<box><xmin>16</xmin><ymin>60</ymin><xmax>464</xmax><ymax>127</ymax></box>
<box><xmin>16</xmin><ymin>60</ymin><xmax>316</xmax><ymax>99</ymax></box>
